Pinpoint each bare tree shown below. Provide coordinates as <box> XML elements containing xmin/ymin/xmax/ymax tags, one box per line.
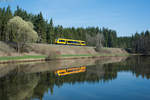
<box><xmin>86</xmin><ymin>33</ymin><xmax>95</xmax><ymax>46</ymax></box>
<box><xmin>96</xmin><ymin>33</ymin><xmax>104</xmax><ymax>48</ymax></box>
<box><xmin>95</xmin><ymin>33</ymin><xmax>104</xmax><ymax>52</ymax></box>
<box><xmin>86</xmin><ymin>33</ymin><xmax>104</xmax><ymax>51</ymax></box>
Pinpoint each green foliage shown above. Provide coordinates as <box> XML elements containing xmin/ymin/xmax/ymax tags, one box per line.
<box><xmin>7</xmin><ymin>16</ymin><xmax>38</xmax><ymax>42</ymax></box>
<box><xmin>132</xmin><ymin>30</ymin><xmax>150</xmax><ymax>54</ymax></box>
<box><xmin>0</xmin><ymin>6</ymin><xmax>12</xmax><ymax>41</ymax></box>
<box><xmin>7</xmin><ymin>16</ymin><xmax>38</xmax><ymax>52</ymax></box>
<box><xmin>46</xmin><ymin>18</ymin><xmax>54</xmax><ymax>43</ymax></box>
<box><xmin>34</xmin><ymin>12</ymin><xmax>47</xmax><ymax>43</ymax></box>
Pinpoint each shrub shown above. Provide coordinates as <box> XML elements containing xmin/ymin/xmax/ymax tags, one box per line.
<box><xmin>95</xmin><ymin>46</ymin><xmax>102</xmax><ymax>52</ymax></box>
<box><xmin>45</xmin><ymin>51</ymin><xmax>57</xmax><ymax>60</ymax></box>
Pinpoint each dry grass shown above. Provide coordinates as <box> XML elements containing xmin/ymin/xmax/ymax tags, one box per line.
<box><xmin>98</xmin><ymin>48</ymin><xmax>128</xmax><ymax>55</ymax></box>
<box><xmin>30</xmin><ymin>44</ymin><xmax>98</xmax><ymax>55</ymax></box>
<box><xmin>28</xmin><ymin>44</ymin><xmax>128</xmax><ymax>56</ymax></box>
<box><xmin>27</xmin><ymin>44</ymin><xmax>59</xmax><ymax>60</ymax></box>
<box><xmin>28</xmin><ymin>44</ymin><xmax>60</xmax><ymax>55</ymax></box>
<box><xmin>0</xmin><ymin>41</ymin><xmax>17</xmax><ymax>56</ymax></box>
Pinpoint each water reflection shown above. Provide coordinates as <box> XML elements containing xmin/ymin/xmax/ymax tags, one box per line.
<box><xmin>55</xmin><ymin>66</ymin><xmax>86</xmax><ymax>76</ymax></box>
<box><xmin>0</xmin><ymin>56</ymin><xmax>150</xmax><ymax>100</ymax></box>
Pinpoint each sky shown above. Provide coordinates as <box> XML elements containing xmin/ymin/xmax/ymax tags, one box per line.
<box><xmin>0</xmin><ymin>0</ymin><xmax>150</xmax><ymax>36</ymax></box>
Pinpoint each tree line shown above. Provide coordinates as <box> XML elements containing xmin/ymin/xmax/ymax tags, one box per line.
<box><xmin>0</xmin><ymin>6</ymin><xmax>118</xmax><ymax>47</ymax></box>
<box><xmin>0</xmin><ymin>6</ymin><xmax>150</xmax><ymax>54</ymax></box>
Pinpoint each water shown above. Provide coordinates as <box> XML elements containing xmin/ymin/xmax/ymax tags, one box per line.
<box><xmin>0</xmin><ymin>56</ymin><xmax>150</xmax><ymax>100</ymax></box>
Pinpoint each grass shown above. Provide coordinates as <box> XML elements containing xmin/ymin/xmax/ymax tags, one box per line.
<box><xmin>0</xmin><ymin>53</ymin><xmax>130</xmax><ymax>62</ymax></box>
<box><xmin>0</xmin><ymin>55</ymin><xmax>46</xmax><ymax>61</ymax></box>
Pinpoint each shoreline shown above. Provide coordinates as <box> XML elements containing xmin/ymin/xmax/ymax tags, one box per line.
<box><xmin>0</xmin><ymin>54</ymin><xmax>130</xmax><ymax>64</ymax></box>
<box><xmin>0</xmin><ymin>56</ymin><xmax>128</xmax><ymax>78</ymax></box>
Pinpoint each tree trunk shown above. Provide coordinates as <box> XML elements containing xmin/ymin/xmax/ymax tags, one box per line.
<box><xmin>17</xmin><ymin>43</ymin><xmax>20</xmax><ymax>54</ymax></box>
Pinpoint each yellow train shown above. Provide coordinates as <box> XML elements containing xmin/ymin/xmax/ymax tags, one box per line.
<box><xmin>55</xmin><ymin>66</ymin><xmax>86</xmax><ymax>76</ymax></box>
<box><xmin>55</xmin><ymin>38</ymin><xmax>86</xmax><ymax>46</ymax></box>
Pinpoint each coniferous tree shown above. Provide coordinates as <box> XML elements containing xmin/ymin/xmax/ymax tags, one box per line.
<box><xmin>46</xmin><ymin>18</ymin><xmax>54</xmax><ymax>43</ymax></box>
<box><xmin>0</xmin><ymin>6</ymin><xmax>12</xmax><ymax>41</ymax></box>
<box><xmin>34</xmin><ymin>12</ymin><xmax>46</xmax><ymax>43</ymax></box>
<box><xmin>4</xmin><ymin>6</ymin><xmax>12</xmax><ymax>41</ymax></box>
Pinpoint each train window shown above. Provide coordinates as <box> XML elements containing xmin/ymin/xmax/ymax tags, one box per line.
<box><xmin>67</xmin><ymin>41</ymin><xmax>73</xmax><ymax>43</ymax></box>
<box><xmin>68</xmin><ymin>41</ymin><xmax>80</xmax><ymax>43</ymax></box>
<box><xmin>81</xmin><ymin>42</ymin><xmax>85</xmax><ymax>44</ymax></box>
<box><xmin>59</xmin><ymin>40</ymin><xmax>65</xmax><ymax>42</ymax></box>
<box><xmin>72</xmin><ymin>41</ymin><xmax>77</xmax><ymax>43</ymax></box>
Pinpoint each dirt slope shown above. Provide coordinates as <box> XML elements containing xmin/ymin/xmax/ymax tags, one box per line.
<box><xmin>30</xmin><ymin>44</ymin><xmax>128</xmax><ymax>55</ymax></box>
<box><xmin>0</xmin><ymin>41</ymin><xmax>17</xmax><ymax>56</ymax></box>
<box><xmin>30</xmin><ymin>44</ymin><xmax>98</xmax><ymax>55</ymax></box>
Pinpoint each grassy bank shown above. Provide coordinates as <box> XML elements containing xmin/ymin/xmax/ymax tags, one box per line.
<box><xmin>0</xmin><ymin>54</ymin><xmax>129</xmax><ymax>62</ymax></box>
<box><xmin>0</xmin><ymin>55</ymin><xmax>46</xmax><ymax>61</ymax></box>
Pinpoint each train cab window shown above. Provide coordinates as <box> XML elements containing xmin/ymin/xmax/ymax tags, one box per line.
<box><xmin>59</xmin><ymin>72</ymin><xmax>65</xmax><ymax>74</ymax></box>
<box><xmin>59</xmin><ymin>40</ymin><xmax>65</xmax><ymax>42</ymax></box>
<box><xmin>81</xmin><ymin>42</ymin><xmax>85</xmax><ymax>44</ymax></box>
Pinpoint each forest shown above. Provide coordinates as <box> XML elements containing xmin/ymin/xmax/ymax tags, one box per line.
<box><xmin>0</xmin><ymin>6</ymin><xmax>150</xmax><ymax>54</ymax></box>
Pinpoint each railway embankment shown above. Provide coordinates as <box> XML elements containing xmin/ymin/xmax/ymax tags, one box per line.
<box><xmin>0</xmin><ymin>42</ymin><xmax>129</xmax><ymax>63</ymax></box>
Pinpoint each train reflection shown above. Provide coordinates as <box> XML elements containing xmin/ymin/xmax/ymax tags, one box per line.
<box><xmin>55</xmin><ymin>66</ymin><xmax>86</xmax><ymax>76</ymax></box>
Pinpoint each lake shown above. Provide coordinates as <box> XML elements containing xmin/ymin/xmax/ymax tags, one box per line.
<box><xmin>0</xmin><ymin>56</ymin><xmax>150</xmax><ymax>100</ymax></box>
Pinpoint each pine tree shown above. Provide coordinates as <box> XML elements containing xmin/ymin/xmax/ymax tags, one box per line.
<box><xmin>0</xmin><ymin>8</ymin><xmax>2</xmax><ymax>41</ymax></box>
<box><xmin>0</xmin><ymin>6</ymin><xmax>12</xmax><ymax>41</ymax></box>
<box><xmin>145</xmin><ymin>30</ymin><xmax>150</xmax><ymax>37</ymax></box>
<box><xmin>4</xmin><ymin>6</ymin><xmax>12</xmax><ymax>41</ymax></box>
<box><xmin>46</xmin><ymin>18</ymin><xmax>54</xmax><ymax>43</ymax></box>
<box><xmin>34</xmin><ymin>12</ymin><xmax>46</xmax><ymax>43</ymax></box>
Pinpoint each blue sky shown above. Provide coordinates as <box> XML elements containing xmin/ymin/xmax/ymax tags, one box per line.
<box><xmin>0</xmin><ymin>0</ymin><xmax>150</xmax><ymax>36</ymax></box>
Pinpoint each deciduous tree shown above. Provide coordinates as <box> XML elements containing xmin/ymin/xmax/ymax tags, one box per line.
<box><xmin>7</xmin><ymin>16</ymin><xmax>38</xmax><ymax>53</ymax></box>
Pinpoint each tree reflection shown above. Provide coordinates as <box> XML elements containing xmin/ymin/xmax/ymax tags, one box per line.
<box><xmin>0</xmin><ymin>56</ymin><xmax>150</xmax><ymax>100</ymax></box>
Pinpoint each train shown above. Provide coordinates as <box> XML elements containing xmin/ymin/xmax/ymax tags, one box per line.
<box><xmin>55</xmin><ymin>38</ymin><xmax>86</xmax><ymax>46</ymax></box>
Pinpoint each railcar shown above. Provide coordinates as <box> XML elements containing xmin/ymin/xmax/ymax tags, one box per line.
<box><xmin>55</xmin><ymin>38</ymin><xmax>86</xmax><ymax>46</ymax></box>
